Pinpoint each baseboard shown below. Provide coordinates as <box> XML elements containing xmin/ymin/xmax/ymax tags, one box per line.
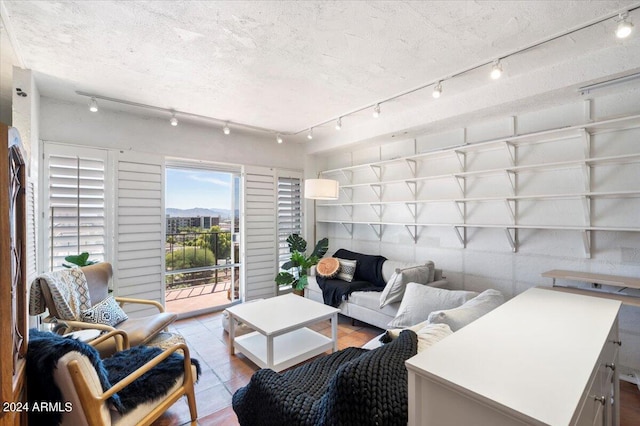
<box><xmin>620</xmin><ymin>371</ymin><xmax>640</xmax><ymax>387</ymax></box>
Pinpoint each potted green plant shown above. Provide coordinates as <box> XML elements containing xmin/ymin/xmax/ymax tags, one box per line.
<box><xmin>275</xmin><ymin>234</ymin><xmax>328</xmax><ymax>295</ymax></box>
<box><xmin>63</xmin><ymin>252</ymin><xmax>99</xmax><ymax>268</ymax></box>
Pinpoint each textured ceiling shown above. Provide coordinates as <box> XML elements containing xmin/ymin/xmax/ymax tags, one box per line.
<box><xmin>2</xmin><ymin>1</ymin><xmax>640</xmax><ymax>148</ymax></box>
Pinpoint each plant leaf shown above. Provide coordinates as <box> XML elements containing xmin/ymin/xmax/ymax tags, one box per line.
<box><xmin>286</xmin><ymin>234</ymin><xmax>307</xmax><ymax>253</ymax></box>
<box><xmin>296</xmin><ymin>275</ymin><xmax>308</xmax><ymax>290</ymax></box>
<box><xmin>310</xmin><ymin>237</ymin><xmax>329</xmax><ymax>259</ymax></box>
<box><xmin>275</xmin><ymin>271</ymin><xmax>295</xmax><ymax>286</ymax></box>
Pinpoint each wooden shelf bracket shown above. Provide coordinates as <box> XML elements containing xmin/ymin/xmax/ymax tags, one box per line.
<box><xmin>369</xmin><ymin>165</ymin><xmax>382</xmax><ymax>180</ymax></box>
<box><xmin>505</xmin><ymin>227</ymin><xmax>518</xmax><ymax>252</ymax></box>
<box><xmin>340</xmin><ymin>187</ymin><xmax>353</xmax><ymax>202</ymax></box>
<box><xmin>405</xmin><ymin>159</ymin><xmax>417</xmax><ymax>177</ymax></box>
<box><xmin>505</xmin><ymin>199</ymin><xmax>516</xmax><ymax>223</ymax></box>
<box><xmin>454</xmin><ymin>226</ymin><xmax>467</xmax><ymax>248</ymax></box>
<box><xmin>369</xmin><ymin>223</ymin><xmax>383</xmax><ymax>240</ymax></box>
<box><xmin>504</xmin><ymin>142</ymin><xmax>516</xmax><ymax>166</ymax></box>
<box><xmin>340</xmin><ymin>222</ymin><xmax>354</xmax><ymax>237</ymax></box>
<box><xmin>405</xmin><ymin>225</ymin><xmax>418</xmax><ymax>243</ymax></box>
<box><xmin>582</xmin><ymin>230</ymin><xmax>592</xmax><ymax>259</ymax></box>
<box><xmin>369</xmin><ymin>184</ymin><xmax>383</xmax><ymax>199</ymax></box>
<box><xmin>370</xmin><ymin>203</ymin><xmax>383</xmax><ymax>218</ymax></box>
<box><xmin>339</xmin><ymin>169</ymin><xmax>353</xmax><ymax>184</ymax></box>
<box><xmin>340</xmin><ymin>204</ymin><xmax>353</xmax><ymax>217</ymax></box>
<box><xmin>405</xmin><ymin>202</ymin><xmax>417</xmax><ymax>219</ymax></box>
<box><xmin>405</xmin><ymin>180</ymin><xmax>417</xmax><ymax>197</ymax></box>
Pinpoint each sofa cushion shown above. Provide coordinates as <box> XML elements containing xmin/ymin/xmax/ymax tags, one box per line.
<box><xmin>336</xmin><ymin>258</ymin><xmax>357</xmax><ymax>282</ymax></box>
<box><xmin>389</xmin><ymin>283</ymin><xmax>478</xmax><ymax>328</ymax></box>
<box><xmin>317</xmin><ymin>257</ymin><xmax>340</xmax><ymax>278</ymax></box>
<box><xmin>333</xmin><ymin>249</ymin><xmax>387</xmax><ymax>287</ymax></box>
<box><xmin>382</xmin><ymin>260</ymin><xmax>435</xmax><ymax>283</ymax></box>
<box><xmin>379</xmin><ymin>266</ymin><xmax>432</xmax><ymax>308</ymax></box>
<box><xmin>427</xmin><ymin>289</ymin><xmax>504</xmax><ymax>331</ymax></box>
<box><xmin>348</xmin><ymin>291</ymin><xmax>399</xmax><ymax>317</ymax></box>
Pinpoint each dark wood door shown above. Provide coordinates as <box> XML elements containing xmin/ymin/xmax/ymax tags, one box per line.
<box><xmin>0</xmin><ymin>123</ymin><xmax>28</xmax><ymax>426</ymax></box>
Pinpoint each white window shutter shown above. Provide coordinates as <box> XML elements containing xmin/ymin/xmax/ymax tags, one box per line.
<box><xmin>243</xmin><ymin>166</ymin><xmax>277</xmax><ymax>300</ymax></box>
<box><xmin>43</xmin><ymin>144</ymin><xmax>108</xmax><ymax>271</ymax></box>
<box><xmin>276</xmin><ymin>172</ymin><xmax>303</xmax><ymax>270</ymax></box>
<box><xmin>115</xmin><ymin>151</ymin><xmax>165</xmax><ymax>317</ymax></box>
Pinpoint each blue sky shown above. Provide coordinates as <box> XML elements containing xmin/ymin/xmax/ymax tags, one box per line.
<box><xmin>165</xmin><ymin>168</ymin><xmax>232</xmax><ymax>210</ymax></box>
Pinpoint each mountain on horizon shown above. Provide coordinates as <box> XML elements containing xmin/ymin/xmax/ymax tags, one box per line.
<box><xmin>166</xmin><ymin>207</ymin><xmax>231</xmax><ymax>219</ymax></box>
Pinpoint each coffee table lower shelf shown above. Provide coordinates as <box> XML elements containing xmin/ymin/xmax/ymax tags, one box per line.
<box><xmin>234</xmin><ymin>327</ymin><xmax>334</xmax><ymax>372</ymax></box>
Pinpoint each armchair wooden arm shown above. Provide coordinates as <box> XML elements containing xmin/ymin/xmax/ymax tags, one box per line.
<box><xmin>115</xmin><ymin>297</ymin><xmax>166</xmax><ymax>313</ymax></box>
<box><xmin>67</xmin><ymin>343</ymin><xmax>197</xmax><ymax>426</ymax></box>
<box><xmin>88</xmin><ymin>329</ymin><xmax>130</xmax><ymax>351</ymax></box>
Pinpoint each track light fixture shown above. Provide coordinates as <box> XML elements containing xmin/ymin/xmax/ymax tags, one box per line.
<box><xmin>432</xmin><ymin>81</ymin><xmax>443</xmax><ymax>99</ymax></box>
<box><xmin>616</xmin><ymin>12</ymin><xmax>634</xmax><ymax>38</ymax></box>
<box><xmin>88</xmin><ymin>97</ymin><xmax>98</xmax><ymax>112</ymax></box>
<box><xmin>77</xmin><ymin>7</ymin><xmax>639</xmax><ymax>142</ymax></box>
<box><xmin>490</xmin><ymin>60</ymin><xmax>503</xmax><ymax>80</ymax></box>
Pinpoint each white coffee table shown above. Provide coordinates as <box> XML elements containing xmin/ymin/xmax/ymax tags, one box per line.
<box><xmin>226</xmin><ymin>293</ymin><xmax>339</xmax><ymax>372</ymax></box>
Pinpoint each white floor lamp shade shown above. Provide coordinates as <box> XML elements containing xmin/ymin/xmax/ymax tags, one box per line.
<box><xmin>304</xmin><ymin>179</ymin><xmax>340</xmax><ymax>200</ymax></box>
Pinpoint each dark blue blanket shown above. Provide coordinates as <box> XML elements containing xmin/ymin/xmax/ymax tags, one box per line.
<box><xmin>316</xmin><ymin>278</ymin><xmax>381</xmax><ymax>307</ymax></box>
<box><xmin>26</xmin><ymin>329</ymin><xmax>200</xmax><ymax>425</ymax></box>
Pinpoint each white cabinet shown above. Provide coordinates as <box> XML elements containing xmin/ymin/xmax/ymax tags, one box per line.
<box><xmin>405</xmin><ymin>288</ymin><xmax>621</xmax><ymax>426</ymax></box>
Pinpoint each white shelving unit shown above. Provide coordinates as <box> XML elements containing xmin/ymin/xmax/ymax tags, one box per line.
<box><xmin>317</xmin><ymin>113</ymin><xmax>640</xmax><ymax>257</ymax></box>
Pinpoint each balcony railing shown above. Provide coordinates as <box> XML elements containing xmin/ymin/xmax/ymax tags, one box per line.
<box><xmin>165</xmin><ymin>231</ymin><xmax>239</xmax><ymax>302</ymax></box>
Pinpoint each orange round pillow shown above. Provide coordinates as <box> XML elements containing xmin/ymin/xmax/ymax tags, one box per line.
<box><xmin>316</xmin><ymin>257</ymin><xmax>340</xmax><ymax>278</ymax></box>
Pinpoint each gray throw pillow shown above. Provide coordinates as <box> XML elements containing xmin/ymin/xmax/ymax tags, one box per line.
<box><xmin>379</xmin><ymin>266</ymin><xmax>431</xmax><ymax>308</ymax></box>
<box><xmin>388</xmin><ymin>283</ymin><xmax>478</xmax><ymax>328</ymax></box>
<box><xmin>336</xmin><ymin>258</ymin><xmax>357</xmax><ymax>282</ymax></box>
<box><xmin>427</xmin><ymin>289</ymin><xmax>504</xmax><ymax>331</ymax></box>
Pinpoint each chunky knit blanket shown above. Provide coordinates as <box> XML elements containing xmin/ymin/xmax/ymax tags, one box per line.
<box><xmin>232</xmin><ymin>330</ymin><xmax>418</xmax><ymax>426</ymax></box>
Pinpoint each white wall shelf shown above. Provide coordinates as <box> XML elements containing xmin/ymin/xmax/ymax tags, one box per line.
<box><xmin>321</xmin><ymin>113</ymin><xmax>640</xmax><ymax>177</ymax></box>
<box><xmin>317</xmin><ymin>113</ymin><xmax>640</xmax><ymax>257</ymax></box>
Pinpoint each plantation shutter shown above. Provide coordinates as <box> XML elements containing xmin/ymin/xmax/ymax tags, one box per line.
<box><xmin>115</xmin><ymin>151</ymin><xmax>165</xmax><ymax>317</ymax></box>
<box><xmin>243</xmin><ymin>166</ymin><xmax>277</xmax><ymax>300</ymax></box>
<box><xmin>26</xmin><ymin>181</ymin><xmax>37</xmax><ymax>281</ymax></box>
<box><xmin>277</xmin><ymin>172</ymin><xmax>303</xmax><ymax>270</ymax></box>
<box><xmin>43</xmin><ymin>144</ymin><xmax>108</xmax><ymax>271</ymax></box>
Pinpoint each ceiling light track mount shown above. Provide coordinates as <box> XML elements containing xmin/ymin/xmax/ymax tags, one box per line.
<box><xmin>75</xmin><ymin>90</ymin><xmax>293</xmax><ymax>137</ymax></box>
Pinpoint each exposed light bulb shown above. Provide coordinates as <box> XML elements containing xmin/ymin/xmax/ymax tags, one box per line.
<box><xmin>491</xmin><ymin>60</ymin><xmax>503</xmax><ymax>80</ymax></box>
<box><xmin>170</xmin><ymin>114</ymin><xmax>178</xmax><ymax>126</ymax></box>
<box><xmin>307</xmin><ymin>128</ymin><xmax>313</xmax><ymax>140</ymax></box>
<box><xmin>335</xmin><ymin>117</ymin><xmax>342</xmax><ymax>130</ymax></box>
<box><xmin>372</xmin><ymin>104</ymin><xmax>381</xmax><ymax>118</ymax></box>
<box><xmin>88</xmin><ymin>97</ymin><xmax>98</xmax><ymax>112</ymax></box>
<box><xmin>432</xmin><ymin>81</ymin><xmax>442</xmax><ymax>99</ymax></box>
<box><xmin>223</xmin><ymin>122</ymin><xmax>231</xmax><ymax>135</ymax></box>
<box><xmin>616</xmin><ymin>13</ymin><xmax>633</xmax><ymax>38</ymax></box>
<box><xmin>276</xmin><ymin>134</ymin><xmax>283</xmax><ymax>144</ymax></box>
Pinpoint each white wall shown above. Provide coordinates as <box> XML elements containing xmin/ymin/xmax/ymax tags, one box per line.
<box><xmin>39</xmin><ymin>97</ymin><xmax>305</xmax><ymax>169</ymax></box>
<box><xmin>312</xmin><ymin>86</ymin><xmax>640</xmax><ymax>375</ymax></box>
<box><xmin>12</xmin><ymin>68</ymin><xmax>40</xmax><ymax>327</ymax></box>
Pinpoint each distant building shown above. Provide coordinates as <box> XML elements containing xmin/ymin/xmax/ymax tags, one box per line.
<box><xmin>166</xmin><ymin>216</ymin><xmax>220</xmax><ymax>234</ymax></box>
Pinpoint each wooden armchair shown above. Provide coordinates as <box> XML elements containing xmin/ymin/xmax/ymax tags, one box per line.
<box><xmin>43</xmin><ymin>330</ymin><xmax>197</xmax><ymax>426</ymax></box>
<box><xmin>38</xmin><ymin>262</ymin><xmax>177</xmax><ymax>355</ymax></box>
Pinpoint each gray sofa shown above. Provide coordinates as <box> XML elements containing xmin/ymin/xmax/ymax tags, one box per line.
<box><xmin>305</xmin><ymin>257</ymin><xmax>448</xmax><ymax>329</ymax></box>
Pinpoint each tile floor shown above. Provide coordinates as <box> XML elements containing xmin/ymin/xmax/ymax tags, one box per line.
<box><xmin>151</xmin><ymin>310</ymin><xmax>382</xmax><ymax>425</ymax></box>
<box><xmin>151</xmin><ymin>311</ymin><xmax>640</xmax><ymax>426</ymax></box>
